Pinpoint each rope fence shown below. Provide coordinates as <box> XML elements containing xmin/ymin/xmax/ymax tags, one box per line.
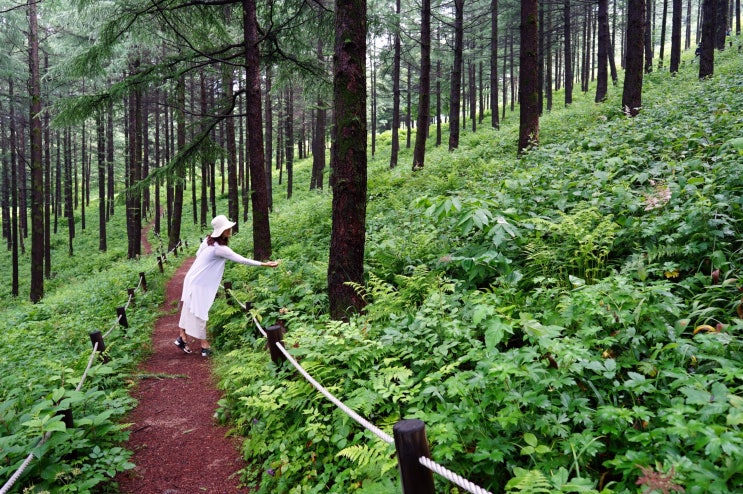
<box><xmin>0</xmin><ymin>238</ymin><xmax>186</xmax><ymax>494</ymax></box>
<box><xmin>3</xmin><ymin>235</ymin><xmax>493</xmax><ymax>494</ymax></box>
<box><xmin>226</xmin><ymin>289</ymin><xmax>494</xmax><ymax>494</ymax></box>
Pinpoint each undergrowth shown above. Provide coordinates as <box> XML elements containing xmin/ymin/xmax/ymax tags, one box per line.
<box><xmin>212</xmin><ymin>44</ymin><xmax>743</xmax><ymax>493</ymax></box>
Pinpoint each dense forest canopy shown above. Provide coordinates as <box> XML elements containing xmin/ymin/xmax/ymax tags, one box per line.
<box><xmin>2</xmin><ymin>0</ymin><xmax>739</xmax><ymax>303</ymax></box>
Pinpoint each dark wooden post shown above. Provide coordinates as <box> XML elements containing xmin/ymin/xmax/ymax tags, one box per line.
<box><xmin>243</xmin><ymin>301</ymin><xmax>254</xmax><ymax>316</ymax></box>
<box><xmin>59</xmin><ymin>407</ymin><xmax>74</xmax><ymax>428</ymax></box>
<box><xmin>224</xmin><ymin>281</ymin><xmax>233</xmax><ymax>305</ymax></box>
<box><xmin>393</xmin><ymin>419</ymin><xmax>435</xmax><ymax>494</ymax></box>
<box><xmin>265</xmin><ymin>324</ymin><xmax>286</xmax><ymax>365</ymax></box>
<box><xmin>89</xmin><ymin>330</ymin><xmax>110</xmax><ymax>363</ymax></box>
<box><xmin>158</xmin><ymin>256</ymin><xmax>164</xmax><ymax>273</ymax></box>
<box><xmin>127</xmin><ymin>288</ymin><xmax>136</xmax><ymax>306</ymax></box>
<box><xmin>116</xmin><ymin>307</ymin><xmax>129</xmax><ymax>328</ymax></box>
<box><xmin>139</xmin><ymin>272</ymin><xmax>147</xmax><ymax>292</ymax></box>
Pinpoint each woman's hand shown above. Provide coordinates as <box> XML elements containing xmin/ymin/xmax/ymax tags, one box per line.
<box><xmin>262</xmin><ymin>261</ymin><xmax>280</xmax><ymax>268</ymax></box>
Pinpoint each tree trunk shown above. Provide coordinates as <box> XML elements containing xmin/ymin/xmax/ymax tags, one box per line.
<box><xmin>412</xmin><ymin>0</ymin><xmax>431</xmax><ymax>171</ymax></box>
<box><xmin>97</xmin><ymin>110</ymin><xmax>107</xmax><ymax>251</ymax></box>
<box><xmin>311</xmin><ymin>38</ymin><xmax>326</xmax><ymax>189</ymax></box>
<box><xmin>490</xmin><ymin>0</ymin><xmax>500</xmax><ymax>128</ymax></box>
<box><xmin>328</xmin><ymin>0</ymin><xmax>367</xmax><ymax>320</ymax></box>
<box><xmin>563</xmin><ymin>0</ymin><xmax>573</xmax><ymax>105</ymax></box>
<box><xmin>623</xmin><ymin>0</ymin><xmax>646</xmax><ymax>116</ymax></box>
<box><xmin>518</xmin><ymin>0</ymin><xmax>540</xmax><ymax>154</ymax></box>
<box><xmin>390</xmin><ymin>0</ymin><xmax>401</xmax><ymax>168</ymax></box>
<box><xmin>43</xmin><ymin>55</ymin><xmax>52</xmax><ymax>279</ymax></box>
<box><xmin>221</xmin><ymin>66</ymin><xmax>239</xmax><ymax>231</ymax></box>
<box><xmin>448</xmin><ymin>0</ymin><xmax>465</xmax><ymax>150</ymax></box>
<box><xmin>699</xmin><ymin>0</ymin><xmax>716</xmax><ymax>77</ymax></box>
<box><xmin>127</xmin><ymin>60</ymin><xmax>143</xmax><ymax>259</ymax></box>
<box><xmin>715</xmin><ymin>0</ymin><xmax>728</xmax><ymax>49</ymax></box>
<box><xmin>645</xmin><ymin>0</ymin><xmax>654</xmax><ymax>72</ymax></box>
<box><xmin>168</xmin><ymin>77</ymin><xmax>186</xmax><ymax>252</ymax></box>
<box><xmin>107</xmin><ymin>97</ymin><xmax>115</xmax><ymax>219</ymax></box>
<box><xmin>264</xmin><ymin>66</ymin><xmax>273</xmax><ymax>212</ymax></box>
<box><xmin>28</xmin><ymin>0</ymin><xmax>44</xmax><ymax>302</ymax></box>
<box><xmin>670</xmin><ymin>0</ymin><xmax>682</xmax><ymax>72</ymax></box>
<box><xmin>243</xmin><ymin>0</ymin><xmax>273</xmax><ymax>260</ymax></box>
<box><xmin>406</xmin><ymin>63</ymin><xmax>411</xmax><ymax>149</ymax></box>
<box><xmin>284</xmin><ymin>84</ymin><xmax>294</xmax><ymax>200</ymax></box>
<box><xmin>596</xmin><ymin>0</ymin><xmax>610</xmax><ymax>102</ymax></box>
<box><xmin>9</xmin><ymin>79</ymin><xmax>19</xmax><ymax>296</ymax></box>
<box><xmin>660</xmin><ymin>0</ymin><xmax>669</xmax><ymax>65</ymax></box>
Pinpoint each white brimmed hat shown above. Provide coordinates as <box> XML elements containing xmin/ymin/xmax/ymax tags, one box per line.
<box><xmin>210</xmin><ymin>215</ymin><xmax>236</xmax><ymax>238</ymax></box>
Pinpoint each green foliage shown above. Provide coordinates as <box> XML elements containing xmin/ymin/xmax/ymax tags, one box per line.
<box><xmin>0</xmin><ymin>206</ymin><xmax>199</xmax><ymax>492</ymax></box>
<box><xmin>202</xmin><ymin>48</ymin><xmax>743</xmax><ymax>494</ymax></box>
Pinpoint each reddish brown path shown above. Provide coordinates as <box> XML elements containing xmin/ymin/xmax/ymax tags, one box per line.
<box><xmin>114</xmin><ymin>227</ymin><xmax>251</xmax><ymax>493</ymax></box>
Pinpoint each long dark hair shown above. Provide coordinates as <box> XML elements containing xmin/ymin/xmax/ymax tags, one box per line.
<box><xmin>206</xmin><ymin>234</ymin><xmax>229</xmax><ymax>246</ymax></box>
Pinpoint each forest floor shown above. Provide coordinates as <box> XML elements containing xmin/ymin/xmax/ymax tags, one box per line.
<box><xmin>112</xmin><ymin>223</ymin><xmax>251</xmax><ymax>493</ymax></box>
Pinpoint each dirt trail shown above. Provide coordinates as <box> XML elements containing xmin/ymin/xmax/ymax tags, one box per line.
<box><xmin>113</xmin><ymin>224</ymin><xmax>250</xmax><ymax>493</ymax></box>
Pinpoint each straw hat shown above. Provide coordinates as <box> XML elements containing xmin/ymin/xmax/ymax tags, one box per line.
<box><xmin>210</xmin><ymin>215</ymin><xmax>236</xmax><ymax>238</ymax></box>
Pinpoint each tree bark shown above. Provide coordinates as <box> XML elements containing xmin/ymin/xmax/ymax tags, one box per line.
<box><xmin>97</xmin><ymin>109</ymin><xmax>107</xmax><ymax>252</ymax></box>
<box><xmin>390</xmin><ymin>0</ymin><xmax>401</xmax><ymax>168</ymax></box>
<box><xmin>28</xmin><ymin>0</ymin><xmax>44</xmax><ymax>302</ymax></box>
<box><xmin>168</xmin><ymin>77</ymin><xmax>186</xmax><ymax>252</ymax></box>
<box><xmin>670</xmin><ymin>0</ymin><xmax>682</xmax><ymax>72</ymax></box>
<box><xmin>518</xmin><ymin>0</ymin><xmax>540</xmax><ymax>154</ymax></box>
<box><xmin>623</xmin><ymin>0</ymin><xmax>646</xmax><ymax>116</ymax></box>
<box><xmin>715</xmin><ymin>0</ymin><xmax>728</xmax><ymax>49</ymax></box>
<box><xmin>412</xmin><ymin>0</ymin><xmax>431</xmax><ymax>171</ymax></box>
<box><xmin>448</xmin><ymin>0</ymin><xmax>465</xmax><ymax>150</ymax></box>
<box><xmin>699</xmin><ymin>0</ymin><xmax>716</xmax><ymax>77</ymax></box>
<box><xmin>563</xmin><ymin>0</ymin><xmax>573</xmax><ymax>105</ymax></box>
<box><xmin>596</xmin><ymin>0</ymin><xmax>610</xmax><ymax>102</ymax></box>
<box><xmin>490</xmin><ymin>0</ymin><xmax>500</xmax><ymax>129</ymax></box>
<box><xmin>328</xmin><ymin>0</ymin><xmax>367</xmax><ymax>320</ymax></box>
<box><xmin>222</xmin><ymin>65</ymin><xmax>239</xmax><ymax>231</ymax></box>
<box><xmin>243</xmin><ymin>0</ymin><xmax>273</xmax><ymax>260</ymax></box>
<box><xmin>645</xmin><ymin>0</ymin><xmax>654</xmax><ymax>72</ymax></box>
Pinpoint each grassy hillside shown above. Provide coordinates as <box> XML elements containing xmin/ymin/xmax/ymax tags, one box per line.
<box><xmin>211</xmin><ymin>45</ymin><xmax>743</xmax><ymax>493</ymax></box>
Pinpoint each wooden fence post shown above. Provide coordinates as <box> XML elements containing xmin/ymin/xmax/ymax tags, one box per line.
<box><xmin>158</xmin><ymin>256</ymin><xmax>164</xmax><ymax>273</ymax></box>
<box><xmin>89</xmin><ymin>330</ymin><xmax>110</xmax><ymax>363</ymax></box>
<box><xmin>224</xmin><ymin>281</ymin><xmax>233</xmax><ymax>305</ymax></box>
<box><xmin>116</xmin><ymin>307</ymin><xmax>129</xmax><ymax>328</ymax></box>
<box><xmin>265</xmin><ymin>324</ymin><xmax>286</xmax><ymax>365</ymax></box>
<box><xmin>140</xmin><ymin>272</ymin><xmax>147</xmax><ymax>292</ymax></box>
<box><xmin>393</xmin><ymin>419</ymin><xmax>435</xmax><ymax>494</ymax></box>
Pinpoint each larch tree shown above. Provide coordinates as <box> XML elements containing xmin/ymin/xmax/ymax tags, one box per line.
<box><xmin>490</xmin><ymin>0</ymin><xmax>500</xmax><ymax>129</ymax></box>
<box><xmin>596</xmin><ymin>0</ymin><xmax>610</xmax><ymax>102</ymax></box>
<box><xmin>28</xmin><ymin>0</ymin><xmax>44</xmax><ymax>302</ymax></box>
<box><xmin>563</xmin><ymin>0</ymin><xmax>573</xmax><ymax>106</ymax></box>
<box><xmin>328</xmin><ymin>0</ymin><xmax>367</xmax><ymax>320</ymax></box>
<box><xmin>412</xmin><ymin>0</ymin><xmax>431</xmax><ymax>171</ymax></box>
<box><xmin>699</xmin><ymin>0</ymin><xmax>716</xmax><ymax>78</ymax></box>
<box><xmin>448</xmin><ymin>0</ymin><xmax>465</xmax><ymax>151</ymax></box>
<box><xmin>518</xmin><ymin>0</ymin><xmax>539</xmax><ymax>154</ymax></box>
<box><xmin>622</xmin><ymin>0</ymin><xmax>646</xmax><ymax>116</ymax></box>
<box><xmin>670</xmin><ymin>0</ymin><xmax>682</xmax><ymax>72</ymax></box>
<box><xmin>243</xmin><ymin>0</ymin><xmax>273</xmax><ymax>260</ymax></box>
<box><xmin>389</xmin><ymin>0</ymin><xmax>401</xmax><ymax>168</ymax></box>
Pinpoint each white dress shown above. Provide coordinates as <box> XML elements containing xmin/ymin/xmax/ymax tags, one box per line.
<box><xmin>179</xmin><ymin>239</ymin><xmax>262</xmax><ymax>340</ymax></box>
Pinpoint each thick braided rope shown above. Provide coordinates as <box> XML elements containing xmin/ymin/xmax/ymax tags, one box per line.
<box><xmin>0</xmin><ymin>451</ymin><xmax>35</xmax><ymax>494</ymax></box>
<box><xmin>76</xmin><ymin>341</ymin><xmax>100</xmax><ymax>392</ymax></box>
<box><xmin>273</xmin><ymin>340</ymin><xmax>395</xmax><ymax>445</ymax></box>
<box><xmin>246</xmin><ymin>303</ymin><xmax>492</xmax><ymax>493</ymax></box>
<box><xmin>0</xmin><ymin>342</ymin><xmax>100</xmax><ymax>494</ymax></box>
<box><xmin>418</xmin><ymin>456</ymin><xmax>493</xmax><ymax>494</ymax></box>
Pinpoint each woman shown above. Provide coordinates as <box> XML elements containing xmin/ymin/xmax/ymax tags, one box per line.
<box><xmin>175</xmin><ymin>215</ymin><xmax>279</xmax><ymax>357</ymax></box>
